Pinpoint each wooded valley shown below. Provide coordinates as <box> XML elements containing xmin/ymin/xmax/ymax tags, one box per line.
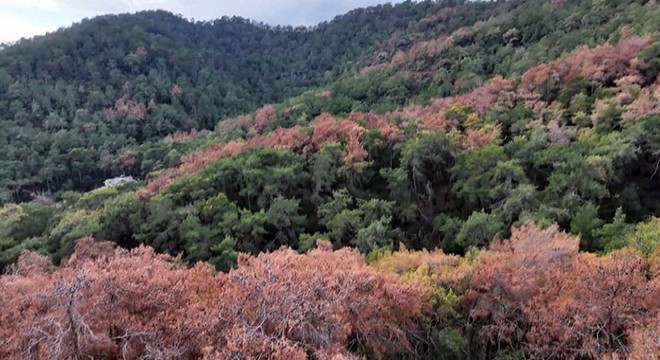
<box><xmin>1</xmin><ymin>0</ymin><xmax>659</xmax><ymax>358</ymax></box>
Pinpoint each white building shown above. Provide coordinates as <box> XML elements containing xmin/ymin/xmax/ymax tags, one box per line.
<box><xmin>103</xmin><ymin>175</ymin><xmax>136</xmax><ymax>188</ymax></box>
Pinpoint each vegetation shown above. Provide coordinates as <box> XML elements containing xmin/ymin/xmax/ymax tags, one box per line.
<box><xmin>0</xmin><ymin>0</ymin><xmax>501</xmax><ymax>202</ymax></box>
<box><xmin>1</xmin><ymin>223</ymin><xmax>658</xmax><ymax>359</ymax></box>
<box><xmin>1</xmin><ymin>0</ymin><xmax>660</xmax><ymax>358</ymax></box>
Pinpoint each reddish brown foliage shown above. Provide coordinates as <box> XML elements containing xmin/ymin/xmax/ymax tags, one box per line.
<box><xmin>628</xmin><ymin>318</ymin><xmax>660</xmax><ymax>360</ymax></box>
<box><xmin>520</xmin><ymin>36</ymin><xmax>652</xmax><ymax>92</ymax></box>
<box><xmin>453</xmin><ymin>124</ymin><xmax>502</xmax><ymax>150</ymax></box>
<box><xmin>614</xmin><ymin>74</ymin><xmax>643</xmax><ymax>105</ymax></box>
<box><xmin>139</xmin><ymin>139</ymin><xmax>255</xmax><ymax>198</ymax></box>
<box><xmin>358</xmin><ymin>5</ymin><xmax>459</xmax><ymax>73</ymax></box>
<box><xmin>360</xmin><ymin>63</ymin><xmax>388</xmax><ymax>76</ymax></box>
<box><xmin>10</xmin><ymin>251</ymin><xmax>54</xmax><ymax>277</ymax></box>
<box><xmin>0</xmin><ymin>239</ymin><xmax>428</xmax><ymax>360</ymax></box>
<box><xmin>67</xmin><ymin>236</ymin><xmax>116</xmax><ymax>265</ymax></box>
<box><xmin>213</xmin><ymin>241</ymin><xmax>429</xmax><ymax>359</ymax></box>
<box><xmin>133</xmin><ymin>46</ymin><xmax>148</xmax><ymax>61</ymax></box>
<box><xmin>549</xmin><ymin>0</ymin><xmax>569</xmax><ymax>7</ymax></box>
<box><xmin>2</xmin><ymin>225</ymin><xmax>659</xmax><ymax>359</ymax></box>
<box><xmin>309</xmin><ymin>114</ymin><xmax>368</xmax><ymax>170</ymax></box>
<box><xmin>622</xmin><ymin>81</ymin><xmax>660</xmax><ymax>122</ymax></box>
<box><xmin>105</xmin><ymin>96</ymin><xmax>147</xmax><ymax>121</ymax></box>
<box><xmin>138</xmin><ymin>167</ymin><xmax>181</xmax><ymax>199</ymax></box>
<box><xmin>119</xmin><ymin>151</ymin><xmax>139</xmax><ymax>171</ymax></box>
<box><xmin>467</xmin><ymin>222</ymin><xmax>659</xmax><ymax>358</ymax></box>
<box><xmin>253</xmin><ymin>104</ymin><xmax>278</xmax><ymax>130</ymax></box>
<box><xmin>181</xmin><ymin>140</ymin><xmax>252</xmax><ymax>173</ymax></box>
<box><xmin>315</xmin><ymin>90</ymin><xmax>332</xmax><ymax>98</ymax></box>
<box><xmin>0</xmin><ymin>240</ymin><xmax>219</xmax><ymax>360</ymax></box>
<box><xmin>81</xmin><ymin>122</ymin><xmax>97</xmax><ymax>132</ymax></box>
<box><xmin>400</xmin><ymin>76</ymin><xmax>513</xmax><ymax>131</ymax></box>
<box><xmin>177</xmin><ymin>125</ymin><xmax>309</xmax><ymax>176</ymax></box>
<box><xmin>215</xmin><ymin>114</ymin><xmax>253</xmax><ymax>134</ymax></box>
<box><xmin>257</xmin><ymin>125</ymin><xmax>309</xmax><ymax>151</ymax></box>
<box><xmin>591</xmin><ymin>98</ymin><xmax>618</xmax><ymax>126</ymax></box>
<box><xmin>345</xmin><ymin>112</ymin><xmax>403</xmax><ymax>142</ymax></box>
<box><xmin>163</xmin><ymin>129</ymin><xmax>199</xmax><ymax>144</ymax></box>
<box><xmin>372</xmin><ymin>222</ymin><xmax>660</xmax><ymax>357</ymax></box>
<box><xmin>546</xmin><ymin>120</ymin><xmax>578</xmax><ymax>144</ymax></box>
<box><xmin>468</xmin><ymin>223</ymin><xmax>579</xmax><ymax>347</ymax></box>
<box><xmin>526</xmin><ymin>250</ymin><xmax>653</xmax><ymax>359</ymax></box>
<box><xmin>171</xmin><ymin>83</ymin><xmax>182</xmax><ymax>97</ymax></box>
<box><xmin>520</xmin><ymin>63</ymin><xmax>563</xmax><ymax>92</ymax></box>
<box><xmin>216</xmin><ymin>104</ymin><xmax>278</xmax><ymax>134</ymax></box>
<box><xmin>143</xmin><ymin>112</ymin><xmax>402</xmax><ymax>197</ymax></box>
<box><xmin>392</xmin><ymin>35</ymin><xmax>454</xmax><ymax>68</ymax></box>
<box><xmin>365</xmin><ymin>22</ymin><xmax>484</xmax><ymax>71</ymax></box>
<box><xmin>563</xmin><ymin>36</ymin><xmax>650</xmax><ymax>84</ymax></box>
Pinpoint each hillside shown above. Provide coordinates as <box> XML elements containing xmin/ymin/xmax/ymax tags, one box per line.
<box><xmin>0</xmin><ymin>1</ymin><xmax>503</xmax><ymax>202</ymax></box>
<box><xmin>1</xmin><ymin>0</ymin><xmax>660</xmax><ymax>358</ymax></box>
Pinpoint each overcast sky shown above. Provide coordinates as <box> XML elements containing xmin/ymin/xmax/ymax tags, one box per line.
<box><xmin>0</xmin><ymin>0</ymin><xmax>403</xmax><ymax>43</ymax></box>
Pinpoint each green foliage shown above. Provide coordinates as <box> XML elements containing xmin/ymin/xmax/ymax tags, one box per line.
<box><xmin>431</xmin><ymin>328</ymin><xmax>468</xmax><ymax>360</ymax></box>
<box><xmin>451</xmin><ymin>146</ymin><xmax>508</xmax><ymax>211</ymax></box>
<box><xmin>624</xmin><ymin>217</ymin><xmax>660</xmax><ymax>256</ymax></box>
<box><xmin>638</xmin><ymin>37</ymin><xmax>660</xmax><ymax>82</ymax></box>
<box><xmin>77</xmin><ymin>187</ymin><xmax>121</xmax><ymax>210</ymax></box>
<box><xmin>365</xmin><ymin>245</ymin><xmax>393</xmax><ymax>265</ymax></box>
<box><xmin>495</xmin><ymin>184</ymin><xmax>540</xmax><ymax>226</ymax></box>
<box><xmin>48</xmin><ymin>210</ymin><xmax>101</xmax><ymax>263</ymax></box>
<box><xmin>318</xmin><ymin>189</ymin><xmax>401</xmax><ymax>252</ymax></box>
<box><xmin>98</xmin><ymin>192</ymin><xmax>144</xmax><ymax>248</ymax></box>
<box><xmin>0</xmin><ymin>1</ymin><xmax>453</xmax><ymax>202</ymax></box>
<box><xmin>434</xmin><ymin>214</ymin><xmax>464</xmax><ymax>254</ymax></box>
<box><xmin>493</xmin><ymin>349</ymin><xmax>525</xmax><ymax>360</ymax></box>
<box><xmin>354</xmin><ymin>216</ymin><xmax>394</xmax><ymax>254</ymax></box>
<box><xmin>456</xmin><ymin>211</ymin><xmax>504</xmax><ymax>249</ymax></box>
<box><xmin>265</xmin><ymin>197</ymin><xmax>306</xmax><ymax>247</ymax></box>
<box><xmin>310</xmin><ymin>143</ymin><xmax>342</xmax><ymax>204</ymax></box>
<box><xmin>0</xmin><ymin>203</ymin><xmax>57</xmax><ymax>269</ymax></box>
<box><xmin>0</xmin><ymin>204</ymin><xmax>24</xmax><ymax>239</ymax></box>
<box><xmin>2</xmin><ymin>0</ymin><xmax>660</xmax><ymax>271</ymax></box>
<box><xmin>595</xmin><ymin>207</ymin><xmax>634</xmax><ymax>252</ymax></box>
<box><xmin>181</xmin><ymin>212</ymin><xmax>238</xmax><ymax>271</ymax></box>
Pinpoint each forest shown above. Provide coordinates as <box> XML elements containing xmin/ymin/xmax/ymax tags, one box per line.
<box><xmin>1</xmin><ymin>0</ymin><xmax>660</xmax><ymax>358</ymax></box>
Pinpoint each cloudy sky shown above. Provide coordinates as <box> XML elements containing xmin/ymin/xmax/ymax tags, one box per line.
<box><xmin>0</xmin><ymin>0</ymin><xmax>402</xmax><ymax>43</ymax></box>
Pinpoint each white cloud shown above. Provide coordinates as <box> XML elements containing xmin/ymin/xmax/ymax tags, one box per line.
<box><xmin>0</xmin><ymin>0</ymin><xmax>59</xmax><ymax>11</ymax></box>
<box><xmin>0</xmin><ymin>12</ymin><xmax>53</xmax><ymax>43</ymax></box>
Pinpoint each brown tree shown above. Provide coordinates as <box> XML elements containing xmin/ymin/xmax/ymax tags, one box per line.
<box><xmin>210</xmin><ymin>240</ymin><xmax>429</xmax><ymax>359</ymax></box>
<box><xmin>467</xmin><ymin>223</ymin><xmax>579</xmax><ymax>353</ymax></box>
<box><xmin>0</xmin><ymin>238</ymin><xmax>429</xmax><ymax>359</ymax></box>
<box><xmin>526</xmin><ymin>249</ymin><xmax>653</xmax><ymax>358</ymax></box>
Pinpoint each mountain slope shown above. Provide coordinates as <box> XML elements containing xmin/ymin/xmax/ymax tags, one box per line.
<box><xmin>0</xmin><ymin>1</ymin><xmax>507</xmax><ymax>202</ymax></box>
<box><xmin>1</xmin><ymin>0</ymin><xmax>658</xmax><ymax>261</ymax></box>
<box><xmin>1</xmin><ymin>0</ymin><xmax>660</xmax><ymax>358</ymax></box>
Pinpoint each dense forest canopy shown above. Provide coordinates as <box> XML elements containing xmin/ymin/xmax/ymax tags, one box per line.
<box><xmin>1</xmin><ymin>0</ymin><xmax>660</xmax><ymax>358</ymax></box>
<box><xmin>0</xmin><ymin>0</ymin><xmax>501</xmax><ymax>202</ymax></box>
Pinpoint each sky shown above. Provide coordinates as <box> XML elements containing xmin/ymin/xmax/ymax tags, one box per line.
<box><xmin>0</xmin><ymin>0</ymin><xmax>402</xmax><ymax>43</ymax></box>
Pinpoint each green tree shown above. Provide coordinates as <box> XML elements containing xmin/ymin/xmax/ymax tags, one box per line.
<box><xmin>456</xmin><ymin>210</ymin><xmax>504</xmax><ymax>249</ymax></box>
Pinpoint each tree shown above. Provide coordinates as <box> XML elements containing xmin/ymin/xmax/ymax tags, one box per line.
<box><xmin>0</xmin><ymin>238</ymin><xmax>220</xmax><ymax>359</ymax></box>
<box><xmin>526</xmin><ymin>249</ymin><xmax>651</xmax><ymax>359</ymax></box>
<box><xmin>467</xmin><ymin>222</ymin><xmax>580</xmax><ymax>355</ymax></box>
<box><xmin>451</xmin><ymin>145</ymin><xmax>508</xmax><ymax>212</ymax></box>
<box><xmin>213</xmin><ymin>241</ymin><xmax>429</xmax><ymax>359</ymax></box>
<box><xmin>0</xmin><ymin>238</ymin><xmax>430</xmax><ymax>359</ymax></box>
<box><xmin>265</xmin><ymin>196</ymin><xmax>306</xmax><ymax>248</ymax></box>
<box><xmin>455</xmin><ymin>210</ymin><xmax>504</xmax><ymax>249</ymax></box>
<box><xmin>623</xmin><ymin>216</ymin><xmax>660</xmax><ymax>256</ymax></box>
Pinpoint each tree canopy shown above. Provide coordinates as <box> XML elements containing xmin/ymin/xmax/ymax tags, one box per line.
<box><xmin>1</xmin><ymin>0</ymin><xmax>660</xmax><ymax>358</ymax></box>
